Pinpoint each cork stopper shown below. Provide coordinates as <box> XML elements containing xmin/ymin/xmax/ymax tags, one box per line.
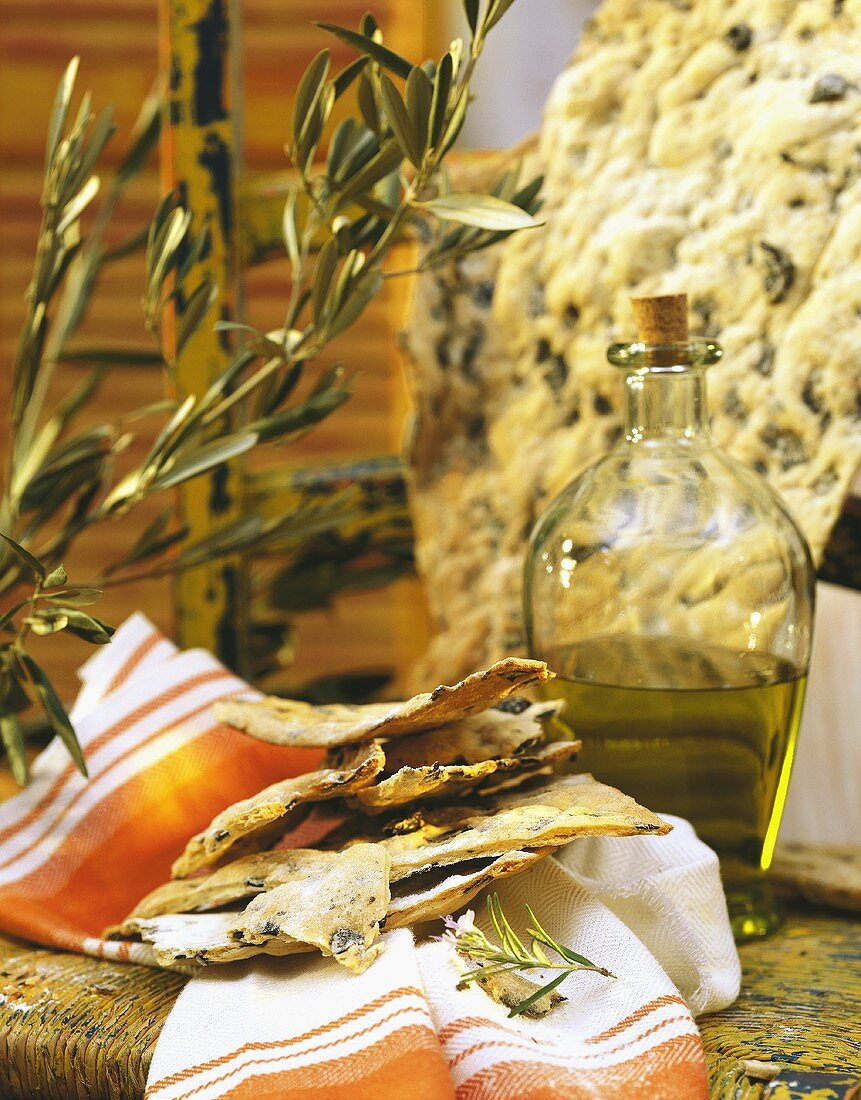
<box><xmin>631</xmin><ymin>294</ymin><xmax>689</xmax><ymax>344</ymax></box>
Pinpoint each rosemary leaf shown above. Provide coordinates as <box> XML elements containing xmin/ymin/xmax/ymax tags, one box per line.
<box><xmin>508</xmin><ymin>970</ymin><xmax>570</xmax><ymax>1019</ymax></box>
<box><xmin>439</xmin><ymin>894</ymin><xmax>615</xmax><ymax>1021</ymax></box>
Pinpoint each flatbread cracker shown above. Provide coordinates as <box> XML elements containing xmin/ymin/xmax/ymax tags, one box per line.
<box><xmin>126</xmin><ymin>845</ymin><xmax>390</xmax><ymax>971</ymax></box>
<box><xmin>379</xmin><ymin>698</ymin><xmax>565</xmax><ymax>771</ymax></box>
<box><xmin>350</xmin><ymin>759</ymin><xmax>499</xmax><ymax>814</ymax></box>
<box><xmin>387</xmin><ymin>849</ymin><xmax>550</xmax><ymax>928</ymax></box>
<box><xmin>231</xmin><ymin>843</ymin><xmax>391</xmax><ymax>973</ymax></box>
<box><xmin>349</xmin><ymin>739</ymin><xmax>581</xmax><ymax>815</ymax></box>
<box><xmin>214</xmin><ymin>658</ymin><xmax>553</xmax><ymax>748</ymax></box>
<box><xmin>770</xmin><ymin>842</ymin><xmax>861</xmax><ymax>913</ymax></box>
<box><xmin>113</xmin><ymin>844</ymin><xmax>536</xmax><ymax>929</ymax></box>
<box><xmin>118</xmin><ymin>851</ymin><xmax>548</xmax><ymax>966</ymax></box>
<box><xmin>121</xmin><ymin>848</ymin><xmax>339</xmax><ymax>925</ymax></box>
<box><xmin>122</xmin><ymin>912</ymin><xmax>311</xmax><ymax>966</ymax></box>
<box><xmin>379</xmin><ymin>773</ymin><xmax>671</xmax><ymax>876</ymax></box>
<box><xmin>171</xmin><ymin>741</ymin><xmax>385</xmax><ymax>878</ymax></box>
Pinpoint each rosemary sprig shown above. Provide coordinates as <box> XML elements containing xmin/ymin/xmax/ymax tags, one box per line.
<box><xmin>440</xmin><ymin>894</ymin><xmax>616</xmax><ymax>1018</ymax></box>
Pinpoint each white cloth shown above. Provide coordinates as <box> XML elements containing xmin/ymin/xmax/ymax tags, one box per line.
<box><xmin>148</xmin><ymin>815</ymin><xmax>739</xmax><ymax>1099</ymax></box>
<box><xmin>556</xmin><ymin>816</ymin><xmax>741</xmax><ymax>1015</ymax></box>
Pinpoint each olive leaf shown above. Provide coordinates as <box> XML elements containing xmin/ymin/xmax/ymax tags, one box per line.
<box><xmin>24</xmin><ymin>611</ymin><xmax>69</xmax><ymax>636</ymax></box>
<box><xmin>292</xmin><ymin>49</ymin><xmax>331</xmax><ymax>145</ymax></box>
<box><xmin>0</xmin><ymin>715</ymin><xmax>27</xmax><ymax>786</ymax></box>
<box><xmin>420</xmin><ymin>192</ymin><xmax>542</xmax><ymax>231</ymax></box>
<box><xmin>176</xmin><ymin>278</ymin><xmax>219</xmax><ymax>356</ymax></box>
<box><xmin>43</xmin><ymin>587</ymin><xmax>103</xmax><ymax>607</ymax></box>
<box><xmin>485</xmin><ymin>0</ymin><xmax>519</xmax><ymax>32</ymax></box>
<box><xmin>18</xmin><ymin>650</ymin><xmax>88</xmax><ymax>776</ymax></box>
<box><xmin>337</xmin><ymin>138</ymin><xmax>402</xmax><ymax>203</ymax></box>
<box><xmin>57</xmin><ymin>175</ymin><xmax>101</xmax><ymax>234</ymax></box>
<box><xmin>246</xmin><ymin>387</ymin><xmax>351</xmax><ymax>443</ymax></box>
<box><xmin>149</xmin><ymin>432</ymin><xmax>258</xmax><ymax>494</ymax></box>
<box><xmin>333</xmin><ymin>55</ymin><xmax>368</xmax><ymax>98</ymax></box>
<box><xmin>45</xmin><ymin>56</ymin><xmax>80</xmax><ymax>170</ymax></box>
<box><xmin>429</xmin><ymin>53</ymin><xmax>454</xmax><ymax>147</ymax></box>
<box><xmin>44</xmin><ymin>564</ymin><xmax>68</xmax><ymax>588</ymax></box>
<box><xmin>282</xmin><ymin>187</ymin><xmax>302</xmax><ymax>271</ymax></box>
<box><xmin>0</xmin><ymin>533</ymin><xmax>46</xmax><ymax>581</ymax></box>
<box><xmin>464</xmin><ymin>0</ymin><xmax>482</xmax><ymax>35</ymax></box>
<box><xmin>1</xmin><ymin>1</ymin><xmax>534</xmax><ymax>785</ymax></box>
<box><xmin>315</xmin><ymin>22</ymin><xmax>413</xmax><ymax>79</ymax></box>
<box><xmin>379</xmin><ymin>74</ymin><xmax>423</xmax><ymax>167</ymax></box>
<box><xmin>59</xmin><ymin>610</ymin><xmax>115</xmax><ymax>644</ymax></box>
<box><xmin>293</xmin><ymin>54</ymin><xmax>335</xmax><ymax>169</ymax></box>
<box><xmin>0</xmin><ymin>602</ymin><xmax>28</xmax><ymax>634</ymax></box>
<box><xmin>405</xmin><ymin>67</ymin><xmax>433</xmax><ymax>154</ymax></box>
<box><xmin>358</xmin><ymin>71</ymin><xmax>381</xmax><ymax>134</ymax></box>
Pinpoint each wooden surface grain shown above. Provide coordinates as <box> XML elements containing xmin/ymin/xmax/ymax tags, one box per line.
<box><xmin>0</xmin><ymin>932</ymin><xmax>186</xmax><ymax>1100</ymax></box>
<box><xmin>701</xmin><ymin>909</ymin><xmax>861</xmax><ymax>1098</ymax></box>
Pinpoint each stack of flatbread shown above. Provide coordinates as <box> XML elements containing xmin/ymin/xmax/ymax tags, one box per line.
<box><xmin>108</xmin><ymin>658</ymin><xmax>670</xmax><ymax>975</ymax></box>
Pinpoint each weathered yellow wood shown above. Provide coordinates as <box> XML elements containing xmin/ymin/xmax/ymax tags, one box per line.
<box><xmin>160</xmin><ymin>0</ymin><xmax>247</xmax><ymax>670</ymax></box>
<box><xmin>248</xmin><ymin>456</ymin><xmax>411</xmax><ymax>542</ymax></box>
<box><xmin>701</xmin><ymin>910</ymin><xmax>861</xmax><ymax>1097</ymax></box>
<box><xmin>0</xmin><ymin>931</ymin><xmax>186</xmax><ymax>1100</ymax></box>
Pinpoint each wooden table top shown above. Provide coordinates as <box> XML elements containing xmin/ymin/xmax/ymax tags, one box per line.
<box><xmin>701</xmin><ymin>908</ymin><xmax>861</xmax><ymax>1098</ymax></box>
<box><xmin>0</xmin><ymin>906</ymin><xmax>858</xmax><ymax>1099</ymax></box>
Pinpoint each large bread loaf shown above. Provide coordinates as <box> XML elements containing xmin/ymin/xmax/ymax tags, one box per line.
<box><xmin>404</xmin><ymin>0</ymin><xmax>861</xmax><ymax>686</ymax></box>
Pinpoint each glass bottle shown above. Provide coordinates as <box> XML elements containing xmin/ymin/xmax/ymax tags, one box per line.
<box><xmin>523</xmin><ymin>294</ymin><xmax>815</xmax><ymax>940</ymax></box>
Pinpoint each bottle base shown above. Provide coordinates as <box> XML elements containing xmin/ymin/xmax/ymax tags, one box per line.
<box><xmin>726</xmin><ymin>880</ymin><xmax>784</xmax><ymax>942</ymax></box>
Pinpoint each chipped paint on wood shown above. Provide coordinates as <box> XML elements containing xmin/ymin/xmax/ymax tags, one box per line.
<box><xmin>0</xmin><ymin>932</ymin><xmax>186</xmax><ymax>1100</ymax></box>
<box><xmin>702</xmin><ymin>912</ymin><xmax>861</xmax><ymax>1098</ymax></box>
<box><xmin>160</xmin><ymin>0</ymin><xmax>246</xmax><ymax>671</ymax></box>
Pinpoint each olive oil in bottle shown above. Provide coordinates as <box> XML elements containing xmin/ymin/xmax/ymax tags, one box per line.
<box><xmin>542</xmin><ymin>637</ymin><xmax>807</xmax><ymax>939</ymax></box>
<box><xmin>524</xmin><ymin>294</ymin><xmax>815</xmax><ymax>940</ymax></box>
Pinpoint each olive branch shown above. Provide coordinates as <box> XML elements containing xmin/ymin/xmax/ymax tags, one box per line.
<box><xmin>0</xmin><ymin>0</ymin><xmax>542</xmax><ymax>785</ymax></box>
<box><xmin>440</xmin><ymin>894</ymin><xmax>615</xmax><ymax>1018</ymax></box>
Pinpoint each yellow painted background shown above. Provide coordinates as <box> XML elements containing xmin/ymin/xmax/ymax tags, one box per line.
<box><xmin>0</xmin><ymin>0</ymin><xmax>435</xmax><ymax>701</ymax></box>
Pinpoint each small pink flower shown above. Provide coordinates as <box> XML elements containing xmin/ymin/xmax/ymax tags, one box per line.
<box><xmin>436</xmin><ymin>909</ymin><xmax>477</xmax><ymax>946</ymax></box>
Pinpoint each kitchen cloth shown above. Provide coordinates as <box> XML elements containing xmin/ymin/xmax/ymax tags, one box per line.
<box><xmin>0</xmin><ymin>614</ymin><xmax>740</xmax><ymax>1099</ymax></box>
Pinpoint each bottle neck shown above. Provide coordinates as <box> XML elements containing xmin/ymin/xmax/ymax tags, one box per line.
<box><xmin>624</xmin><ymin>367</ymin><xmax>707</xmax><ymax>442</ymax></box>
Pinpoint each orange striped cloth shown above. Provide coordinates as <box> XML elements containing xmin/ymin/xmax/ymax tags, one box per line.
<box><xmin>0</xmin><ymin>615</ymin><xmax>739</xmax><ymax>1099</ymax></box>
